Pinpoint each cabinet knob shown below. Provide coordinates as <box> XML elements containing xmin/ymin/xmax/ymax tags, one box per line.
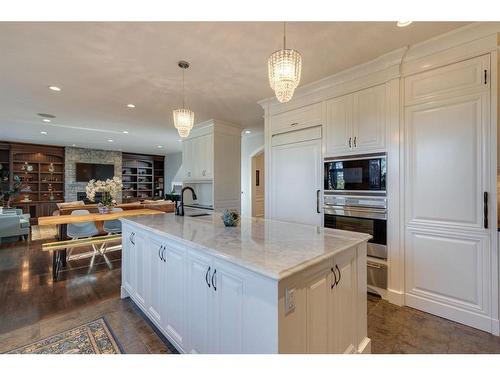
<box><xmin>290</xmin><ymin>122</ymin><xmax>299</xmax><ymax>127</ymax></box>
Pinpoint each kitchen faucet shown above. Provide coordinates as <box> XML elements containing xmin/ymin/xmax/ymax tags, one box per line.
<box><xmin>177</xmin><ymin>186</ymin><xmax>197</xmax><ymax>216</ymax></box>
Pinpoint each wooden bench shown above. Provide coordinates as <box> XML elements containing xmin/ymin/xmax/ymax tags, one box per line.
<box><xmin>42</xmin><ymin>234</ymin><xmax>122</xmax><ymax>280</ymax></box>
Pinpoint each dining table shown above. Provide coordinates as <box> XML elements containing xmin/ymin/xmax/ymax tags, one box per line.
<box><xmin>38</xmin><ymin>208</ymin><xmax>164</xmax><ymax>279</ymax></box>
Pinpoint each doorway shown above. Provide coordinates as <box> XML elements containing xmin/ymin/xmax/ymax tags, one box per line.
<box><xmin>251</xmin><ymin>151</ymin><xmax>264</xmax><ymax>217</ymax></box>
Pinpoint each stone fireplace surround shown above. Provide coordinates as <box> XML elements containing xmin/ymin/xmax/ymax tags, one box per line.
<box><xmin>65</xmin><ymin>147</ymin><xmax>122</xmax><ymax>203</ymax></box>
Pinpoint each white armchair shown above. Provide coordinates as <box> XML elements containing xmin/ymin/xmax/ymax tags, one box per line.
<box><xmin>0</xmin><ymin>209</ymin><xmax>30</xmax><ymax>245</ymax></box>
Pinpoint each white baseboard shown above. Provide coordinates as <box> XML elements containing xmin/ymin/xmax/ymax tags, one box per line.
<box><xmin>406</xmin><ymin>292</ymin><xmax>493</xmax><ymax>333</ymax></box>
<box><xmin>120</xmin><ymin>285</ymin><xmax>130</xmax><ymax>299</ymax></box>
<box><xmin>358</xmin><ymin>337</ymin><xmax>371</xmax><ymax>354</ymax></box>
<box><xmin>387</xmin><ymin>288</ymin><xmax>404</xmax><ymax>306</ymax></box>
<box><xmin>492</xmin><ymin>318</ymin><xmax>500</xmax><ymax>336</ymax></box>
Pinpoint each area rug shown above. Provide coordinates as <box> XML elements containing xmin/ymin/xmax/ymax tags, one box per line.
<box><xmin>6</xmin><ymin>317</ymin><xmax>124</xmax><ymax>354</ymax></box>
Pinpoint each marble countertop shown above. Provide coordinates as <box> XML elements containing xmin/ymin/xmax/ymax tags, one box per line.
<box><xmin>121</xmin><ymin>214</ymin><xmax>371</xmax><ymax>280</ymax></box>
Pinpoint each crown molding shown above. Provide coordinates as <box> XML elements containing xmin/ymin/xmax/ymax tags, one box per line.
<box><xmin>258</xmin><ymin>22</ymin><xmax>500</xmax><ymax>115</ymax></box>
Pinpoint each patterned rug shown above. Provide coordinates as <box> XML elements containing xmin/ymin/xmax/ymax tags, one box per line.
<box><xmin>6</xmin><ymin>317</ymin><xmax>124</xmax><ymax>354</ymax></box>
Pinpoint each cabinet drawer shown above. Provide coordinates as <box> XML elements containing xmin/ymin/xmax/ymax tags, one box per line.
<box><xmin>405</xmin><ymin>55</ymin><xmax>489</xmax><ymax>106</ymax></box>
<box><xmin>270</xmin><ymin>103</ymin><xmax>323</xmax><ymax>135</ymax></box>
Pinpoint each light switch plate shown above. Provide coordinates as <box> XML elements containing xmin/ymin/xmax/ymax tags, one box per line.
<box><xmin>285</xmin><ymin>287</ymin><xmax>296</xmax><ymax>314</ymax></box>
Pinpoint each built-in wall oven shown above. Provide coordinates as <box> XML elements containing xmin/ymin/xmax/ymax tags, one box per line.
<box><xmin>323</xmin><ymin>153</ymin><xmax>388</xmax><ymax>292</ymax></box>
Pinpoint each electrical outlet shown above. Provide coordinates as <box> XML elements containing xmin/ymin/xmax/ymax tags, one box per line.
<box><xmin>285</xmin><ymin>287</ymin><xmax>296</xmax><ymax>314</ymax></box>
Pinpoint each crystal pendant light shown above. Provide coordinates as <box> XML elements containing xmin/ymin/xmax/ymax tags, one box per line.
<box><xmin>268</xmin><ymin>22</ymin><xmax>302</xmax><ymax>103</ymax></box>
<box><xmin>173</xmin><ymin>61</ymin><xmax>194</xmax><ymax>138</ymax></box>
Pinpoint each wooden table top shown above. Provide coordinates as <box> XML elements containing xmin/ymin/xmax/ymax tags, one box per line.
<box><xmin>38</xmin><ymin>208</ymin><xmax>164</xmax><ymax>226</ymax></box>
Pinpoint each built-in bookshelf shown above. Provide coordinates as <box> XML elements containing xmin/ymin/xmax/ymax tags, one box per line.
<box><xmin>122</xmin><ymin>153</ymin><xmax>164</xmax><ymax>202</ymax></box>
<box><xmin>5</xmin><ymin>143</ymin><xmax>65</xmax><ymax>223</ymax></box>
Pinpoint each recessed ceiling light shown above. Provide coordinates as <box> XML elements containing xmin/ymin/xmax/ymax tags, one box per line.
<box><xmin>157</xmin><ymin>145</ymin><xmax>163</xmax><ymax>148</ymax></box>
<box><xmin>123</xmin><ymin>130</ymin><xmax>129</xmax><ymax>134</ymax></box>
<box><xmin>48</xmin><ymin>86</ymin><xmax>61</xmax><ymax>92</ymax></box>
<box><xmin>72</xmin><ymin>144</ymin><xmax>76</xmax><ymax>147</ymax></box>
<box><xmin>108</xmin><ymin>139</ymin><xmax>114</xmax><ymax>143</ymax></box>
<box><xmin>40</xmin><ymin>131</ymin><xmax>48</xmax><ymax>135</ymax></box>
<box><xmin>43</xmin><ymin>118</ymin><xmax>51</xmax><ymax>123</ymax></box>
<box><xmin>244</xmin><ymin>130</ymin><xmax>251</xmax><ymax>134</ymax></box>
<box><xmin>397</xmin><ymin>21</ymin><xmax>413</xmax><ymax>27</ymax></box>
<box><xmin>127</xmin><ymin>104</ymin><xmax>136</xmax><ymax>108</ymax></box>
<box><xmin>178</xmin><ymin>139</ymin><xmax>182</xmax><ymax>142</ymax></box>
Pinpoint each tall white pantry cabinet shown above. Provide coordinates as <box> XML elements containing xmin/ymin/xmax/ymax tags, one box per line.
<box><xmin>259</xmin><ymin>23</ymin><xmax>500</xmax><ymax>335</ymax></box>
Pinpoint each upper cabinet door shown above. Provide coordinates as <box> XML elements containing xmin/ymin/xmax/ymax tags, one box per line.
<box><xmin>351</xmin><ymin>84</ymin><xmax>386</xmax><ymax>153</ymax></box>
<box><xmin>270</xmin><ymin>102</ymin><xmax>323</xmax><ymax>135</ymax></box>
<box><xmin>325</xmin><ymin>95</ymin><xmax>352</xmax><ymax>156</ymax></box>
<box><xmin>182</xmin><ymin>139</ymin><xmax>193</xmax><ymax>179</ymax></box>
<box><xmin>405</xmin><ymin>55</ymin><xmax>489</xmax><ymax>106</ymax></box>
<box><xmin>200</xmin><ymin>133</ymin><xmax>214</xmax><ymax>180</ymax></box>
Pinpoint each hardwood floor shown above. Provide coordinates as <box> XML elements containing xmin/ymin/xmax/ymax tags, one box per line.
<box><xmin>1</xmin><ymin>228</ymin><xmax>500</xmax><ymax>354</ymax></box>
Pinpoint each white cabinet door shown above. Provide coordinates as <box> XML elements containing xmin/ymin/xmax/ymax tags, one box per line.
<box><xmin>330</xmin><ymin>246</ymin><xmax>357</xmax><ymax>354</ymax></box>
<box><xmin>405</xmin><ymin>92</ymin><xmax>488</xmax><ymax>230</ymax></box>
<box><xmin>325</xmin><ymin>94</ymin><xmax>352</xmax><ymax>155</ymax></box>
<box><xmin>163</xmin><ymin>242</ymin><xmax>186</xmax><ymax>349</ymax></box>
<box><xmin>121</xmin><ymin>227</ymin><xmax>134</xmax><ymax>294</ymax></box>
<box><xmin>352</xmin><ymin>84</ymin><xmax>386</xmax><ymax>152</ymax></box>
<box><xmin>403</xmin><ymin>56</ymin><xmax>492</xmax><ymax>332</ymax></box>
<box><xmin>270</xmin><ymin>138</ymin><xmax>322</xmax><ymax>225</ymax></box>
<box><xmin>212</xmin><ymin>260</ymin><xmax>245</xmax><ymax>354</ymax></box>
<box><xmin>304</xmin><ymin>265</ymin><xmax>331</xmax><ymax>353</ymax></box>
<box><xmin>186</xmin><ymin>250</ymin><xmax>213</xmax><ymax>353</ymax></box>
<box><xmin>182</xmin><ymin>139</ymin><xmax>193</xmax><ymax>179</ymax></box>
<box><xmin>147</xmin><ymin>237</ymin><xmax>165</xmax><ymax>328</ymax></box>
<box><xmin>201</xmin><ymin>133</ymin><xmax>214</xmax><ymax>179</ymax></box>
<box><xmin>405</xmin><ymin>229</ymin><xmax>491</xmax><ymax>329</ymax></box>
<box><xmin>131</xmin><ymin>230</ymin><xmax>147</xmax><ymax>308</ymax></box>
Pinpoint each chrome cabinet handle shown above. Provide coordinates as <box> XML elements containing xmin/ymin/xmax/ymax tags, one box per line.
<box><xmin>290</xmin><ymin>122</ymin><xmax>299</xmax><ymax>127</ymax></box>
<box><xmin>316</xmin><ymin>189</ymin><xmax>321</xmax><ymax>214</ymax></box>
<box><xmin>348</xmin><ymin>137</ymin><xmax>352</xmax><ymax>149</ymax></box>
<box><xmin>130</xmin><ymin>232</ymin><xmax>135</xmax><ymax>245</ymax></box>
<box><xmin>205</xmin><ymin>266</ymin><xmax>211</xmax><ymax>288</ymax></box>
<box><xmin>367</xmin><ymin>262</ymin><xmax>383</xmax><ymax>269</ymax></box>
<box><xmin>335</xmin><ymin>264</ymin><xmax>341</xmax><ymax>286</ymax></box>
<box><xmin>331</xmin><ymin>267</ymin><xmax>337</xmax><ymax>289</ymax></box>
<box><xmin>484</xmin><ymin>192</ymin><xmax>488</xmax><ymax>229</ymax></box>
<box><xmin>354</xmin><ymin>136</ymin><xmax>357</xmax><ymax>148</ymax></box>
<box><xmin>211</xmin><ymin>269</ymin><xmax>217</xmax><ymax>291</ymax></box>
<box><xmin>158</xmin><ymin>245</ymin><xmax>163</xmax><ymax>260</ymax></box>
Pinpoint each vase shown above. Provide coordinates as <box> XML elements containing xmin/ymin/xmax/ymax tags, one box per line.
<box><xmin>98</xmin><ymin>206</ymin><xmax>110</xmax><ymax>214</ymax></box>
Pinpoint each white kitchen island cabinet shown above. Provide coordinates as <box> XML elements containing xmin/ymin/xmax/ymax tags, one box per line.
<box><xmin>120</xmin><ymin>214</ymin><xmax>371</xmax><ymax>354</ymax></box>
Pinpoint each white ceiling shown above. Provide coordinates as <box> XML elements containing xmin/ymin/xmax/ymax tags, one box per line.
<box><xmin>0</xmin><ymin>21</ymin><xmax>470</xmax><ymax>154</ymax></box>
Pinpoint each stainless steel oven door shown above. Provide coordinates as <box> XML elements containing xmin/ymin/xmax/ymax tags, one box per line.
<box><xmin>324</xmin><ymin>206</ymin><xmax>387</xmax><ymax>259</ymax></box>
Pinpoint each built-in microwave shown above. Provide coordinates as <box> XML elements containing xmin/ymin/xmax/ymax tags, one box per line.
<box><xmin>324</xmin><ymin>153</ymin><xmax>386</xmax><ymax>194</ymax></box>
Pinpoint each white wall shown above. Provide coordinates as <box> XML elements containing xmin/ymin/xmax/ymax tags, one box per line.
<box><xmin>165</xmin><ymin>152</ymin><xmax>182</xmax><ymax>194</ymax></box>
<box><xmin>241</xmin><ymin>133</ymin><xmax>264</xmax><ymax>217</ymax></box>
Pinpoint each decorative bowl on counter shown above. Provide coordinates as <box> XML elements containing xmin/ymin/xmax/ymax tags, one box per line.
<box><xmin>221</xmin><ymin>209</ymin><xmax>240</xmax><ymax>227</ymax></box>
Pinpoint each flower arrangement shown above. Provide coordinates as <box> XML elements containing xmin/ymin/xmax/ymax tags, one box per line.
<box><xmin>85</xmin><ymin>176</ymin><xmax>123</xmax><ymax>213</ymax></box>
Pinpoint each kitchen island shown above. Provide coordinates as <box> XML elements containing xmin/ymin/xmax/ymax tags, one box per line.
<box><xmin>120</xmin><ymin>214</ymin><xmax>371</xmax><ymax>354</ymax></box>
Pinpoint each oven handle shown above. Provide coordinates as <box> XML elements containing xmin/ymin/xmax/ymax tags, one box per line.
<box><xmin>367</xmin><ymin>262</ymin><xmax>384</xmax><ymax>270</ymax></box>
<box><xmin>316</xmin><ymin>190</ymin><xmax>321</xmax><ymax>214</ymax></box>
